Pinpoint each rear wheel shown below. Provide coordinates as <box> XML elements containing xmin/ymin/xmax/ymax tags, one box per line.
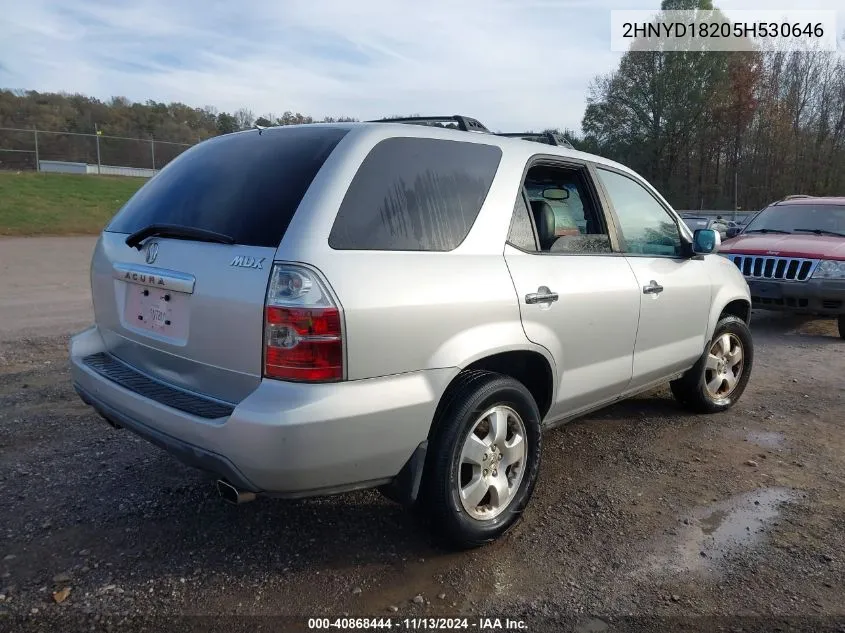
<box><xmin>671</xmin><ymin>315</ymin><xmax>753</xmax><ymax>413</ymax></box>
<box><xmin>838</xmin><ymin>316</ymin><xmax>845</xmax><ymax>340</ymax></box>
<box><xmin>423</xmin><ymin>372</ymin><xmax>541</xmax><ymax>549</ymax></box>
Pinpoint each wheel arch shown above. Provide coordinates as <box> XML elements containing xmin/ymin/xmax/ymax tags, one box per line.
<box><xmin>425</xmin><ymin>349</ymin><xmax>555</xmax><ymax>448</ymax></box>
<box><xmin>720</xmin><ymin>298</ymin><xmax>751</xmax><ymax>324</ymax></box>
<box><xmin>706</xmin><ymin>291</ymin><xmax>751</xmax><ymax>345</ymax></box>
<box><xmin>460</xmin><ymin>350</ymin><xmax>555</xmax><ymax>420</ymax></box>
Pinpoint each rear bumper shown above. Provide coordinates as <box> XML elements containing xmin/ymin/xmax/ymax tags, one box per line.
<box><xmin>70</xmin><ymin>326</ymin><xmax>456</xmax><ymax>495</ymax></box>
<box><xmin>747</xmin><ymin>278</ymin><xmax>845</xmax><ymax>315</ymax></box>
<box><xmin>74</xmin><ymin>381</ymin><xmax>257</xmax><ymax>491</ymax></box>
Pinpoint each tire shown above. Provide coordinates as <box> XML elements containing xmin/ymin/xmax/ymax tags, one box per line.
<box><xmin>670</xmin><ymin>315</ymin><xmax>754</xmax><ymax>414</ymax></box>
<box><xmin>422</xmin><ymin>371</ymin><xmax>542</xmax><ymax>549</ymax></box>
<box><xmin>838</xmin><ymin>315</ymin><xmax>845</xmax><ymax>340</ymax></box>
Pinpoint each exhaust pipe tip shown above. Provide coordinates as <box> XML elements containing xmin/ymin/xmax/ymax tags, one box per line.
<box><xmin>216</xmin><ymin>479</ymin><xmax>257</xmax><ymax>505</ymax></box>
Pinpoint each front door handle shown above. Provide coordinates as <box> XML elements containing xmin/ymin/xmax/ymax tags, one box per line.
<box><xmin>643</xmin><ymin>280</ymin><xmax>664</xmax><ymax>294</ymax></box>
<box><xmin>525</xmin><ymin>286</ymin><xmax>559</xmax><ymax>305</ymax></box>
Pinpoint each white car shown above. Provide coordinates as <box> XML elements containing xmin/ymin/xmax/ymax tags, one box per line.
<box><xmin>70</xmin><ymin>114</ymin><xmax>754</xmax><ymax>548</ymax></box>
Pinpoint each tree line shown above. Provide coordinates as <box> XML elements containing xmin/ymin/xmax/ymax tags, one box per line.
<box><xmin>575</xmin><ymin>0</ymin><xmax>845</xmax><ymax>210</ymax></box>
<box><xmin>0</xmin><ymin>89</ymin><xmax>357</xmax><ymax>170</ymax></box>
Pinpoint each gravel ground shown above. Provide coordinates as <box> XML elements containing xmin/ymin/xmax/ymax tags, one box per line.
<box><xmin>1</xmin><ymin>239</ymin><xmax>844</xmax><ymax>632</ymax></box>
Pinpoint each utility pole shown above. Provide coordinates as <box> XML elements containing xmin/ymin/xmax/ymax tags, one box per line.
<box><xmin>33</xmin><ymin>126</ymin><xmax>40</xmax><ymax>172</ymax></box>
<box><xmin>95</xmin><ymin>123</ymin><xmax>102</xmax><ymax>174</ymax></box>
<box><xmin>151</xmin><ymin>137</ymin><xmax>156</xmax><ymax>171</ymax></box>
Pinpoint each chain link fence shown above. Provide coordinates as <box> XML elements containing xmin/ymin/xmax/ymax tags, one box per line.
<box><xmin>0</xmin><ymin>126</ymin><xmax>197</xmax><ymax>176</ymax></box>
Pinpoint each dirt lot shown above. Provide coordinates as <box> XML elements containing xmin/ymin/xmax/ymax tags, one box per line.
<box><xmin>0</xmin><ymin>237</ymin><xmax>844</xmax><ymax>632</ymax></box>
<box><xmin>0</xmin><ymin>237</ymin><xmax>97</xmax><ymax>343</ymax></box>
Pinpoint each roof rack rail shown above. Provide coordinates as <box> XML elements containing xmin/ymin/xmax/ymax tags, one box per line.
<box><xmin>780</xmin><ymin>194</ymin><xmax>813</xmax><ymax>200</ymax></box>
<box><xmin>497</xmin><ymin>131</ymin><xmax>575</xmax><ymax>149</ymax></box>
<box><xmin>367</xmin><ymin>115</ymin><xmax>490</xmax><ymax>133</ymax></box>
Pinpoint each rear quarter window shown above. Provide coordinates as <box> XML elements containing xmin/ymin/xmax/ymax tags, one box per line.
<box><xmin>107</xmin><ymin>126</ymin><xmax>348</xmax><ymax>248</ymax></box>
<box><xmin>328</xmin><ymin>137</ymin><xmax>502</xmax><ymax>251</ymax></box>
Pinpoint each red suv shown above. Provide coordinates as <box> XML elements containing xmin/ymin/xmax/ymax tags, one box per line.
<box><xmin>719</xmin><ymin>196</ymin><xmax>845</xmax><ymax>339</ymax></box>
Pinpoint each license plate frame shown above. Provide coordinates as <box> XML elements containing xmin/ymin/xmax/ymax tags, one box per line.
<box><xmin>124</xmin><ymin>284</ymin><xmax>189</xmax><ymax>339</ymax></box>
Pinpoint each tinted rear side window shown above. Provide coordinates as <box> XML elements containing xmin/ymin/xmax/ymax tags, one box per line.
<box><xmin>329</xmin><ymin>137</ymin><xmax>502</xmax><ymax>251</ymax></box>
<box><xmin>107</xmin><ymin>126</ymin><xmax>348</xmax><ymax>247</ymax></box>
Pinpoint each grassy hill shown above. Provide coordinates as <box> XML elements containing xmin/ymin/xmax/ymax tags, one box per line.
<box><xmin>0</xmin><ymin>172</ymin><xmax>145</xmax><ymax>236</ymax></box>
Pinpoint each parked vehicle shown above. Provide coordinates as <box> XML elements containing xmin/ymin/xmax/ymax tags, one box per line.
<box><xmin>710</xmin><ymin>216</ymin><xmax>730</xmax><ymax>239</ymax></box>
<box><xmin>720</xmin><ymin>196</ymin><xmax>845</xmax><ymax>339</ymax></box>
<box><xmin>682</xmin><ymin>215</ymin><xmax>712</xmax><ymax>232</ymax></box>
<box><xmin>70</xmin><ymin>115</ymin><xmax>754</xmax><ymax>548</ymax></box>
<box><xmin>682</xmin><ymin>216</ymin><xmax>743</xmax><ymax>239</ymax></box>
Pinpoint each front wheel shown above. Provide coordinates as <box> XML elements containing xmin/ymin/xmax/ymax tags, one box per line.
<box><xmin>423</xmin><ymin>372</ymin><xmax>542</xmax><ymax>549</ymax></box>
<box><xmin>671</xmin><ymin>315</ymin><xmax>754</xmax><ymax>413</ymax></box>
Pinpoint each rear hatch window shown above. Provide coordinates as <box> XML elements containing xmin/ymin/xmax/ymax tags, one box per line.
<box><xmin>91</xmin><ymin>126</ymin><xmax>347</xmax><ymax>402</ymax></box>
<box><xmin>107</xmin><ymin>126</ymin><xmax>349</xmax><ymax>248</ymax></box>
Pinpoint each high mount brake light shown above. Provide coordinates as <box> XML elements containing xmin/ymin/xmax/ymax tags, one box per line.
<box><xmin>263</xmin><ymin>264</ymin><xmax>342</xmax><ymax>382</ymax></box>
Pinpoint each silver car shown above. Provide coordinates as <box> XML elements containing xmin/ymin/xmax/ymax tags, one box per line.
<box><xmin>70</xmin><ymin>116</ymin><xmax>753</xmax><ymax>548</ymax></box>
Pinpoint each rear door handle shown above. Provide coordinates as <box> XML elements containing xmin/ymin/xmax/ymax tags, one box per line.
<box><xmin>525</xmin><ymin>286</ymin><xmax>559</xmax><ymax>305</ymax></box>
<box><xmin>643</xmin><ymin>280</ymin><xmax>664</xmax><ymax>294</ymax></box>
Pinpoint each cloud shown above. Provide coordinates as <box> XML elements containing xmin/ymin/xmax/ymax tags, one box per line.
<box><xmin>1</xmin><ymin>0</ymin><xmax>843</xmax><ymax>133</ymax></box>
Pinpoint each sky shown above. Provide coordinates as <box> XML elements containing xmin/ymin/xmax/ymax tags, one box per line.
<box><xmin>1</xmin><ymin>0</ymin><xmax>843</xmax><ymax>133</ymax></box>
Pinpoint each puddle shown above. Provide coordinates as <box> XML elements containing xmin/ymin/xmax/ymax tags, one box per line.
<box><xmin>574</xmin><ymin>618</ymin><xmax>609</xmax><ymax>633</ymax></box>
<box><xmin>695</xmin><ymin>487</ymin><xmax>792</xmax><ymax>559</ymax></box>
<box><xmin>633</xmin><ymin>487</ymin><xmax>794</xmax><ymax>578</ymax></box>
<box><xmin>745</xmin><ymin>430</ymin><xmax>785</xmax><ymax>449</ymax></box>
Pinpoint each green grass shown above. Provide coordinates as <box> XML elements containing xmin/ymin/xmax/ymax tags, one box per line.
<box><xmin>0</xmin><ymin>171</ymin><xmax>145</xmax><ymax>236</ymax></box>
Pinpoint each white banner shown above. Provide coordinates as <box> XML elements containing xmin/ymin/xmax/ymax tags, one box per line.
<box><xmin>610</xmin><ymin>10</ymin><xmax>839</xmax><ymax>52</ymax></box>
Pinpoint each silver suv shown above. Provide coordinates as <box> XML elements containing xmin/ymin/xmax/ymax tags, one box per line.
<box><xmin>70</xmin><ymin>115</ymin><xmax>753</xmax><ymax>548</ymax></box>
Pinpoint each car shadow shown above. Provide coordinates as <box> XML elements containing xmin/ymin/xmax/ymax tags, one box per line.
<box><xmin>750</xmin><ymin>310</ymin><xmax>841</xmax><ymax>342</ymax></box>
<box><xmin>570</xmin><ymin>391</ymin><xmax>690</xmax><ymax>428</ymax></box>
<box><xmin>2</xmin><ymin>420</ymin><xmax>447</xmax><ymax>594</ymax></box>
<box><xmin>98</xmin><ymin>461</ymin><xmax>440</xmax><ymax>568</ymax></box>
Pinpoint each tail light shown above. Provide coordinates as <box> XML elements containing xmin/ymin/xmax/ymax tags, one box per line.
<box><xmin>263</xmin><ymin>264</ymin><xmax>343</xmax><ymax>382</ymax></box>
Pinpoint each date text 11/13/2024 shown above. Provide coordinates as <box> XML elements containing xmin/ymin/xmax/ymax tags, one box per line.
<box><xmin>307</xmin><ymin>617</ymin><xmax>529</xmax><ymax>630</ymax></box>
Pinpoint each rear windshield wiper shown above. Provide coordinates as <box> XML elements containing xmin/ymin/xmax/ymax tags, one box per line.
<box><xmin>125</xmin><ymin>224</ymin><xmax>236</xmax><ymax>250</ymax></box>
<box><xmin>793</xmin><ymin>228</ymin><xmax>845</xmax><ymax>238</ymax></box>
<box><xmin>743</xmin><ymin>228</ymin><xmax>791</xmax><ymax>234</ymax></box>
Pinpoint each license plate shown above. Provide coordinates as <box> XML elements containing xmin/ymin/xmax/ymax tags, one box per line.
<box><xmin>125</xmin><ymin>284</ymin><xmax>189</xmax><ymax>339</ymax></box>
<box><xmin>750</xmin><ymin>281</ymin><xmax>783</xmax><ymax>299</ymax></box>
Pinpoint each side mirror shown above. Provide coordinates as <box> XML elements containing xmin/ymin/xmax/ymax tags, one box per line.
<box><xmin>692</xmin><ymin>228</ymin><xmax>720</xmax><ymax>255</ymax></box>
<box><xmin>726</xmin><ymin>226</ymin><xmax>741</xmax><ymax>239</ymax></box>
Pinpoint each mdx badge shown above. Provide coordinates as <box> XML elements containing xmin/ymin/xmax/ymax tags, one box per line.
<box><xmin>230</xmin><ymin>255</ymin><xmax>265</xmax><ymax>270</ymax></box>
